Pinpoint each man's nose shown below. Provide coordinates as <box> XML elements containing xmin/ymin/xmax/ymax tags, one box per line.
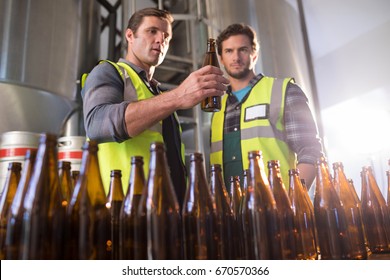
<box><xmin>157</xmin><ymin>31</ymin><xmax>168</xmax><ymax>44</ymax></box>
<box><xmin>232</xmin><ymin>50</ymin><xmax>240</xmax><ymax>61</ymax></box>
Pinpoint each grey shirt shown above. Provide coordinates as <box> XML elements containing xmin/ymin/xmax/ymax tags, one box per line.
<box><xmin>81</xmin><ymin>59</ymin><xmax>187</xmax><ymax>207</ymax></box>
<box><xmin>82</xmin><ymin>58</ymin><xmax>160</xmax><ymax>143</ymax></box>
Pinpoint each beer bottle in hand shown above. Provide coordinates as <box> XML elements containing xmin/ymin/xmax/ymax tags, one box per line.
<box><xmin>201</xmin><ymin>38</ymin><xmax>221</xmax><ymax>112</ymax></box>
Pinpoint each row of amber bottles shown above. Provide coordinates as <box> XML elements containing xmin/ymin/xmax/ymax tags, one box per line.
<box><xmin>0</xmin><ymin>134</ymin><xmax>109</xmax><ymax>259</ymax></box>
<box><xmin>0</xmin><ymin>142</ymin><xmax>82</xmax><ymax>260</ymax></box>
<box><xmin>0</xmin><ymin>144</ymin><xmax>317</xmax><ymax>260</ymax></box>
<box><xmin>314</xmin><ymin>158</ymin><xmax>366</xmax><ymax>259</ymax></box>
<box><xmin>182</xmin><ymin>151</ymin><xmax>317</xmax><ymax>260</ymax></box>
<box><xmin>360</xmin><ymin>165</ymin><xmax>390</xmax><ymax>253</ymax></box>
<box><xmin>1</xmin><ymin>133</ymin><xmax>389</xmax><ymax>260</ymax></box>
<box><xmin>239</xmin><ymin>152</ymin><xmax>318</xmax><ymax>260</ymax></box>
<box><xmin>314</xmin><ymin>157</ymin><xmax>390</xmax><ymax>259</ymax></box>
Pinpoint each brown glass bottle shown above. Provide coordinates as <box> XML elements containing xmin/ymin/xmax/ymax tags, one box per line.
<box><xmin>348</xmin><ymin>178</ymin><xmax>370</xmax><ymax>253</ymax></box>
<box><xmin>344</xmin><ymin>178</ymin><xmax>361</xmax><ymax>206</ymax></box>
<box><xmin>228</xmin><ymin>176</ymin><xmax>244</xmax><ymax>259</ymax></box>
<box><xmin>268</xmin><ymin>160</ymin><xmax>296</xmax><ymax>260</ymax></box>
<box><xmin>0</xmin><ymin>162</ymin><xmax>22</xmax><ymax>259</ymax></box>
<box><xmin>5</xmin><ymin>150</ymin><xmax>36</xmax><ymax>260</ymax></box>
<box><xmin>249</xmin><ymin>152</ymin><xmax>282</xmax><ymax>259</ymax></box>
<box><xmin>229</xmin><ymin>176</ymin><xmax>242</xmax><ymax>218</ymax></box>
<box><xmin>332</xmin><ymin>162</ymin><xmax>367</xmax><ymax>259</ymax></box>
<box><xmin>209</xmin><ymin>164</ymin><xmax>234</xmax><ymax>259</ymax></box>
<box><xmin>58</xmin><ymin>161</ymin><xmax>72</xmax><ymax>207</ymax></box>
<box><xmin>146</xmin><ymin>142</ymin><xmax>182</xmax><ymax>259</ymax></box>
<box><xmin>300</xmin><ymin>177</ymin><xmax>321</xmax><ymax>256</ymax></box>
<box><xmin>387</xmin><ymin>170</ymin><xmax>390</xmax><ymax>209</ymax></box>
<box><xmin>106</xmin><ymin>169</ymin><xmax>124</xmax><ymax>260</ymax></box>
<box><xmin>241</xmin><ymin>152</ymin><xmax>270</xmax><ymax>259</ymax></box>
<box><xmin>360</xmin><ymin>166</ymin><xmax>390</xmax><ymax>253</ymax></box>
<box><xmin>120</xmin><ymin>156</ymin><xmax>146</xmax><ymax>260</ymax></box>
<box><xmin>314</xmin><ymin>157</ymin><xmax>350</xmax><ymax>259</ymax></box>
<box><xmin>239</xmin><ymin>169</ymin><xmax>249</xmax><ymax>215</ymax></box>
<box><xmin>20</xmin><ymin>133</ymin><xmax>65</xmax><ymax>259</ymax></box>
<box><xmin>182</xmin><ymin>153</ymin><xmax>219</xmax><ymax>260</ymax></box>
<box><xmin>66</xmin><ymin>140</ymin><xmax>111</xmax><ymax>259</ymax></box>
<box><xmin>201</xmin><ymin>38</ymin><xmax>221</xmax><ymax>112</ymax></box>
<box><xmin>288</xmin><ymin>169</ymin><xmax>318</xmax><ymax>260</ymax></box>
<box><xmin>239</xmin><ymin>170</ymin><xmax>249</xmax><ymax>259</ymax></box>
<box><xmin>240</xmin><ymin>170</ymin><xmax>267</xmax><ymax>259</ymax></box>
<box><xmin>71</xmin><ymin>170</ymin><xmax>80</xmax><ymax>190</ymax></box>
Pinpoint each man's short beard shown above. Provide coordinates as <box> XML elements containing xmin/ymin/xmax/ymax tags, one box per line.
<box><xmin>226</xmin><ymin>67</ymin><xmax>251</xmax><ymax>79</ymax></box>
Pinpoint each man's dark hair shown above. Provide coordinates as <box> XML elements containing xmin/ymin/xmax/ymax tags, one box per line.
<box><xmin>216</xmin><ymin>23</ymin><xmax>259</xmax><ymax>56</ymax></box>
<box><xmin>127</xmin><ymin>7</ymin><xmax>174</xmax><ymax>33</ymax></box>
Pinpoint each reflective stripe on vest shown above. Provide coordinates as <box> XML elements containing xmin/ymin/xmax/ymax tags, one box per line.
<box><xmin>210</xmin><ymin>76</ymin><xmax>297</xmax><ymax>186</ymax></box>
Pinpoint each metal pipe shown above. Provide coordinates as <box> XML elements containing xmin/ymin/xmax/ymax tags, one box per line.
<box><xmin>190</xmin><ymin>13</ymin><xmax>204</xmax><ymax>157</ymax></box>
<box><xmin>98</xmin><ymin>0</ymin><xmax>119</xmax><ymax>60</ymax></box>
<box><xmin>296</xmin><ymin>0</ymin><xmax>325</xmax><ymax>141</ymax></box>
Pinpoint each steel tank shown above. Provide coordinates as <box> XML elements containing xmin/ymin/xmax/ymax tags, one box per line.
<box><xmin>0</xmin><ymin>0</ymin><xmax>100</xmax><ymax>135</ymax></box>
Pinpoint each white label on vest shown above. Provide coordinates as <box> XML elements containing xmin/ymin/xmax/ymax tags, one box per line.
<box><xmin>245</xmin><ymin>104</ymin><xmax>268</xmax><ymax>121</ymax></box>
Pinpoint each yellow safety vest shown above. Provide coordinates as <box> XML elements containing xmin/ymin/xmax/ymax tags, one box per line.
<box><xmin>210</xmin><ymin>76</ymin><xmax>296</xmax><ymax>186</ymax></box>
<box><xmin>84</xmin><ymin>60</ymin><xmax>185</xmax><ymax>193</ymax></box>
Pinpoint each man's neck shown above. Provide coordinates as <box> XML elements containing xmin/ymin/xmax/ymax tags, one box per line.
<box><xmin>229</xmin><ymin>73</ymin><xmax>255</xmax><ymax>92</ymax></box>
<box><xmin>125</xmin><ymin>54</ymin><xmax>155</xmax><ymax>81</ymax></box>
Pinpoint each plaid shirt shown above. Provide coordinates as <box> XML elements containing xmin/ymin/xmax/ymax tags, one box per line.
<box><xmin>224</xmin><ymin>73</ymin><xmax>323</xmax><ymax>165</ymax></box>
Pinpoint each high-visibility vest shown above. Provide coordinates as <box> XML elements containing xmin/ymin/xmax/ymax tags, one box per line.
<box><xmin>83</xmin><ymin>60</ymin><xmax>185</xmax><ymax>193</ymax></box>
<box><xmin>210</xmin><ymin>76</ymin><xmax>296</xmax><ymax>186</ymax></box>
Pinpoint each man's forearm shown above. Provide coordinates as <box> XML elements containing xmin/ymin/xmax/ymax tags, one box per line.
<box><xmin>297</xmin><ymin>162</ymin><xmax>316</xmax><ymax>190</ymax></box>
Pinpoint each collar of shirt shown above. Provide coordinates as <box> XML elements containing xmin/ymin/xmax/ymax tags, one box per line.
<box><xmin>118</xmin><ymin>58</ymin><xmax>161</xmax><ymax>95</ymax></box>
<box><xmin>226</xmin><ymin>73</ymin><xmax>264</xmax><ymax>103</ymax></box>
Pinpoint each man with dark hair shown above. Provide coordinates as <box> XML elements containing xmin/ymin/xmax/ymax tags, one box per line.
<box><xmin>82</xmin><ymin>7</ymin><xmax>228</xmax><ymax>206</ymax></box>
<box><xmin>211</xmin><ymin>23</ymin><xmax>323</xmax><ymax>189</ymax></box>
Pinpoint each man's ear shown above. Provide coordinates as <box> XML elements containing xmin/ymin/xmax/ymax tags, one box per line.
<box><xmin>125</xmin><ymin>28</ymin><xmax>134</xmax><ymax>44</ymax></box>
<box><xmin>252</xmin><ymin>52</ymin><xmax>259</xmax><ymax>64</ymax></box>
